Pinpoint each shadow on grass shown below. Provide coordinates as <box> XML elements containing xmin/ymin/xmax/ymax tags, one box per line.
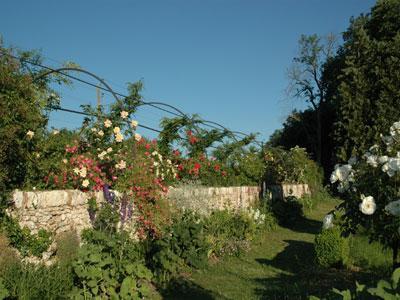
<box><xmin>160</xmin><ymin>277</ymin><xmax>220</xmax><ymax>300</ymax></box>
<box><xmin>278</xmin><ymin>215</ymin><xmax>322</xmax><ymax>235</ymax></box>
<box><xmin>253</xmin><ymin>239</ymin><xmax>386</xmax><ymax>299</ymax></box>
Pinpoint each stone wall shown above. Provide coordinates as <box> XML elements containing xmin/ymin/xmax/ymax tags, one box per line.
<box><xmin>167</xmin><ymin>186</ymin><xmax>260</xmax><ymax>215</ymax></box>
<box><xmin>266</xmin><ymin>184</ymin><xmax>311</xmax><ymax>202</ymax></box>
<box><xmin>8</xmin><ymin>186</ymin><xmax>261</xmax><ymax>235</ymax></box>
<box><xmin>8</xmin><ymin>190</ymin><xmax>109</xmax><ymax>235</ymax></box>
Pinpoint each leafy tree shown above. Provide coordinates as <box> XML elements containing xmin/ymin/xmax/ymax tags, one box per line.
<box><xmin>334</xmin><ymin>0</ymin><xmax>400</xmax><ymax>161</ymax></box>
<box><xmin>286</xmin><ymin>33</ymin><xmax>337</xmax><ymax>165</ymax></box>
<box><xmin>0</xmin><ymin>43</ymin><xmax>60</xmax><ymax>192</ymax></box>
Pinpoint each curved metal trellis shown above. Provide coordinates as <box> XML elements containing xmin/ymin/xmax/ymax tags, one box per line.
<box><xmin>33</xmin><ymin>67</ymin><xmax>121</xmax><ymax>103</ymax></box>
<box><xmin>5</xmin><ymin>51</ymin><xmax>264</xmax><ymax>149</ymax></box>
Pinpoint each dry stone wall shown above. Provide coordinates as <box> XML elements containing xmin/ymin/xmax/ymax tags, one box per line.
<box><xmin>8</xmin><ymin>186</ymin><xmax>261</xmax><ymax>236</ymax></box>
<box><xmin>166</xmin><ymin>186</ymin><xmax>260</xmax><ymax>215</ymax></box>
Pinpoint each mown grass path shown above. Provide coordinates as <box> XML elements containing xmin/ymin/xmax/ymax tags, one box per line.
<box><xmin>164</xmin><ymin>200</ymin><xmax>386</xmax><ymax>299</ymax></box>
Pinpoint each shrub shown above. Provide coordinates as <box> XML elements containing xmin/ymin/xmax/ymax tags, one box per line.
<box><xmin>148</xmin><ymin>211</ymin><xmax>209</xmax><ymax>283</ymax></box>
<box><xmin>0</xmin><ymin>216</ymin><xmax>52</xmax><ymax>257</ymax></box>
<box><xmin>1</xmin><ymin>262</ymin><xmax>74</xmax><ymax>299</ymax></box>
<box><xmin>0</xmin><ymin>233</ymin><xmax>18</xmax><ymax>274</ymax></box>
<box><xmin>272</xmin><ymin>196</ymin><xmax>304</xmax><ymax>225</ymax></box>
<box><xmin>71</xmin><ymin>229</ymin><xmax>154</xmax><ymax>299</ymax></box>
<box><xmin>204</xmin><ymin>210</ymin><xmax>256</xmax><ymax>257</ymax></box>
<box><xmin>264</xmin><ymin>146</ymin><xmax>323</xmax><ymax>193</ymax></box>
<box><xmin>314</xmin><ymin>227</ymin><xmax>349</xmax><ymax>268</ymax></box>
<box><xmin>55</xmin><ymin>230</ymin><xmax>80</xmax><ymax>265</ymax></box>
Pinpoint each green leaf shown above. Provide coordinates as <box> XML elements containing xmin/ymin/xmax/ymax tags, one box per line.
<box><xmin>120</xmin><ymin>277</ymin><xmax>137</xmax><ymax>299</ymax></box>
<box><xmin>0</xmin><ymin>279</ymin><xmax>9</xmax><ymax>300</ymax></box>
<box><xmin>392</xmin><ymin>268</ymin><xmax>400</xmax><ymax>288</ymax></box>
<box><xmin>332</xmin><ymin>288</ymin><xmax>352</xmax><ymax>300</ymax></box>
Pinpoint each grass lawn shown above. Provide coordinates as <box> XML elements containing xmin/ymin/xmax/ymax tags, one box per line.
<box><xmin>162</xmin><ymin>199</ymin><xmax>392</xmax><ymax>299</ymax></box>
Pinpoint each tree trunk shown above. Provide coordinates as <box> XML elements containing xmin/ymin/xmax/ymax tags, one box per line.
<box><xmin>316</xmin><ymin>107</ymin><xmax>322</xmax><ymax>165</ymax></box>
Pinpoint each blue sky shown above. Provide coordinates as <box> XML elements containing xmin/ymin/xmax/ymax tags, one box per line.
<box><xmin>0</xmin><ymin>0</ymin><xmax>376</xmax><ymax>142</ymax></box>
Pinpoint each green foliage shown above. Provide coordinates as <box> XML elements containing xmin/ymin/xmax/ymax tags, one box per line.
<box><xmin>312</xmin><ymin>267</ymin><xmax>400</xmax><ymax>299</ymax></box>
<box><xmin>1</xmin><ymin>262</ymin><xmax>74</xmax><ymax>300</ymax></box>
<box><xmin>0</xmin><ymin>216</ymin><xmax>52</xmax><ymax>257</ymax></box>
<box><xmin>264</xmin><ymin>146</ymin><xmax>323</xmax><ymax>193</ymax></box>
<box><xmin>71</xmin><ymin>229</ymin><xmax>153</xmax><ymax>299</ymax></box>
<box><xmin>148</xmin><ymin>211</ymin><xmax>209</xmax><ymax>282</ymax></box>
<box><xmin>55</xmin><ymin>231</ymin><xmax>80</xmax><ymax>266</ymax></box>
<box><xmin>0</xmin><ymin>233</ymin><xmax>19</xmax><ymax>274</ymax></box>
<box><xmin>0</xmin><ymin>46</ymin><xmax>47</xmax><ymax>191</ymax></box>
<box><xmin>271</xmin><ymin>196</ymin><xmax>304</xmax><ymax>225</ymax></box>
<box><xmin>24</xmin><ymin>129</ymin><xmax>78</xmax><ymax>189</ymax></box>
<box><xmin>333</xmin><ymin>0</ymin><xmax>400</xmax><ymax>161</ymax></box>
<box><xmin>314</xmin><ymin>227</ymin><xmax>349</xmax><ymax>268</ymax></box>
<box><xmin>204</xmin><ymin>210</ymin><xmax>256</xmax><ymax>257</ymax></box>
<box><xmin>92</xmin><ymin>202</ymin><xmax>120</xmax><ymax>234</ymax></box>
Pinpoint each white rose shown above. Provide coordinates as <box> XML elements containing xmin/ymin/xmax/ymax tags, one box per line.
<box><xmin>82</xmin><ymin>179</ymin><xmax>90</xmax><ymax>188</ymax></box>
<box><xmin>134</xmin><ymin>133</ymin><xmax>142</xmax><ymax>142</ymax></box>
<box><xmin>322</xmin><ymin>214</ymin><xmax>334</xmax><ymax>229</ymax></box>
<box><xmin>98</xmin><ymin>130</ymin><xmax>104</xmax><ymax>137</ymax></box>
<box><xmin>107</xmin><ymin>147</ymin><xmax>113</xmax><ymax>153</ymax></box>
<box><xmin>359</xmin><ymin>195</ymin><xmax>376</xmax><ymax>215</ymax></box>
<box><xmin>365</xmin><ymin>153</ymin><xmax>378</xmax><ymax>167</ymax></box>
<box><xmin>98</xmin><ymin>151</ymin><xmax>107</xmax><ymax>160</ymax></box>
<box><xmin>120</xmin><ymin>111</ymin><xmax>129</xmax><ymax>119</ymax></box>
<box><xmin>385</xmin><ymin>200</ymin><xmax>400</xmax><ymax>216</ymax></box>
<box><xmin>130</xmin><ymin>120</ymin><xmax>138</xmax><ymax>129</ymax></box>
<box><xmin>115</xmin><ymin>160</ymin><xmax>126</xmax><ymax>170</ymax></box>
<box><xmin>378</xmin><ymin>156</ymin><xmax>389</xmax><ymax>164</ymax></box>
<box><xmin>115</xmin><ymin>133</ymin><xmax>124</xmax><ymax>142</ymax></box>
<box><xmin>104</xmin><ymin>119</ymin><xmax>112</xmax><ymax>128</ymax></box>
<box><xmin>79</xmin><ymin>167</ymin><xmax>87</xmax><ymax>178</ymax></box>
<box><xmin>26</xmin><ymin>130</ymin><xmax>35</xmax><ymax>139</ymax></box>
<box><xmin>113</xmin><ymin>127</ymin><xmax>121</xmax><ymax>134</ymax></box>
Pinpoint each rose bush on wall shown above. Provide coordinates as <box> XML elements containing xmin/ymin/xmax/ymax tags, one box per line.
<box><xmin>331</xmin><ymin>120</ymin><xmax>400</xmax><ymax>268</ymax></box>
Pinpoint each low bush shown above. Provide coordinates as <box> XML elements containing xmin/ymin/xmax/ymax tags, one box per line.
<box><xmin>314</xmin><ymin>227</ymin><xmax>349</xmax><ymax>268</ymax></box>
<box><xmin>55</xmin><ymin>230</ymin><xmax>80</xmax><ymax>266</ymax></box>
<box><xmin>204</xmin><ymin>210</ymin><xmax>256</xmax><ymax>257</ymax></box>
<box><xmin>71</xmin><ymin>229</ymin><xmax>155</xmax><ymax>299</ymax></box>
<box><xmin>147</xmin><ymin>211</ymin><xmax>209</xmax><ymax>283</ymax></box>
<box><xmin>272</xmin><ymin>196</ymin><xmax>304</xmax><ymax>225</ymax></box>
<box><xmin>1</xmin><ymin>262</ymin><xmax>73</xmax><ymax>300</ymax></box>
<box><xmin>0</xmin><ymin>216</ymin><xmax>52</xmax><ymax>257</ymax></box>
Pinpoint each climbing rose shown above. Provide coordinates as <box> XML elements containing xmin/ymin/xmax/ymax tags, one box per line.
<box><xmin>104</xmin><ymin>119</ymin><xmax>112</xmax><ymax>128</ymax></box>
<box><xmin>120</xmin><ymin>111</ymin><xmax>129</xmax><ymax>119</ymax></box>
<box><xmin>26</xmin><ymin>130</ymin><xmax>34</xmax><ymax>139</ymax></box>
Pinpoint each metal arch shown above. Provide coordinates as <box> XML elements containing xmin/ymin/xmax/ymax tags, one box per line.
<box><xmin>194</xmin><ymin>120</ymin><xmax>239</xmax><ymax>142</ymax></box>
<box><xmin>136</xmin><ymin>101</ymin><xmax>188</xmax><ymax>119</ymax></box>
<box><xmin>33</xmin><ymin>67</ymin><xmax>121</xmax><ymax>103</ymax></box>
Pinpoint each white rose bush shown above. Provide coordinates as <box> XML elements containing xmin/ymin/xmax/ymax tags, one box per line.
<box><xmin>331</xmin><ymin>120</ymin><xmax>400</xmax><ymax>267</ymax></box>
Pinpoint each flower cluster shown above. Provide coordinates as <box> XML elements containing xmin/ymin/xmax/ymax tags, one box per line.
<box><xmin>331</xmin><ymin>120</ymin><xmax>400</xmax><ymax>248</ymax></box>
<box><xmin>246</xmin><ymin>207</ymin><xmax>266</xmax><ymax>226</ymax></box>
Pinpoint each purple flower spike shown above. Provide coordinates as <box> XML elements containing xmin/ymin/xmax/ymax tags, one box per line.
<box><xmin>103</xmin><ymin>184</ymin><xmax>115</xmax><ymax>204</ymax></box>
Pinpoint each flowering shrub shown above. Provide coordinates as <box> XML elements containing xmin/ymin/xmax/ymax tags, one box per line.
<box><xmin>173</xmin><ymin>152</ymin><xmax>230</xmax><ymax>186</ymax></box>
<box><xmin>264</xmin><ymin>146</ymin><xmax>323</xmax><ymax>192</ymax></box>
<box><xmin>331</xmin><ymin>120</ymin><xmax>400</xmax><ymax>267</ymax></box>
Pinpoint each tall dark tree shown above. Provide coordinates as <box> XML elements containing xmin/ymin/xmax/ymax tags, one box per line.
<box><xmin>287</xmin><ymin>34</ymin><xmax>337</xmax><ymax>165</ymax></box>
<box><xmin>334</xmin><ymin>0</ymin><xmax>400</xmax><ymax>161</ymax></box>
